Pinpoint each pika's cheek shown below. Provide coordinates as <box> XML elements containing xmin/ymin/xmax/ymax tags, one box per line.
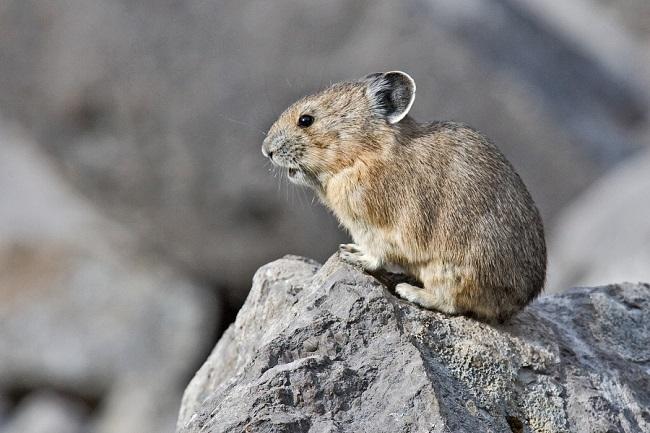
<box><xmin>303</xmin><ymin>146</ymin><xmax>326</xmax><ymax>165</ymax></box>
<box><xmin>313</xmin><ymin>131</ymin><xmax>340</xmax><ymax>149</ymax></box>
<box><xmin>305</xmin><ymin>146</ymin><xmax>340</xmax><ymax>172</ymax></box>
<box><xmin>309</xmin><ymin>136</ymin><xmax>330</xmax><ymax>149</ymax></box>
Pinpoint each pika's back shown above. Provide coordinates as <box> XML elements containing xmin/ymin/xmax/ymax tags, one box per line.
<box><xmin>394</xmin><ymin>121</ymin><xmax>546</xmax><ymax>317</ymax></box>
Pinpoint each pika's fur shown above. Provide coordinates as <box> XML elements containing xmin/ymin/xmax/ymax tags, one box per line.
<box><xmin>262</xmin><ymin>71</ymin><xmax>546</xmax><ymax>321</ymax></box>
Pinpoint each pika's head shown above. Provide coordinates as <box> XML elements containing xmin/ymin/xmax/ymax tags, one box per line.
<box><xmin>262</xmin><ymin>71</ymin><xmax>416</xmax><ymax>189</ymax></box>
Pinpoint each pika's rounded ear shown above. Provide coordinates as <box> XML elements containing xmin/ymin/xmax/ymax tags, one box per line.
<box><xmin>363</xmin><ymin>71</ymin><xmax>416</xmax><ymax>124</ymax></box>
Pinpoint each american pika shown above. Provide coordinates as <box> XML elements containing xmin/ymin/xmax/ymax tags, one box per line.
<box><xmin>262</xmin><ymin>71</ymin><xmax>546</xmax><ymax>321</ymax></box>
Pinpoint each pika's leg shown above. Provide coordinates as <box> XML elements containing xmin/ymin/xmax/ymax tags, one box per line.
<box><xmin>339</xmin><ymin>243</ymin><xmax>381</xmax><ymax>271</ymax></box>
<box><xmin>395</xmin><ymin>282</ymin><xmax>460</xmax><ymax>315</ymax></box>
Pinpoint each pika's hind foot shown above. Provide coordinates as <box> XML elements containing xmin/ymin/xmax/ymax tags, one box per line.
<box><xmin>339</xmin><ymin>243</ymin><xmax>381</xmax><ymax>271</ymax></box>
<box><xmin>395</xmin><ymin>282</ymin><xmax>459</xmax><ymax>315</ymax></box>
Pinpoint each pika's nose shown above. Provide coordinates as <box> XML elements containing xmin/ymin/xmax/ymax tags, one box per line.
<box><xmin>262</xmin><ymin>137</ymin><xmax>273</xmax><ymax>159</ymax></box>
<box><xmin>263</xmin><ymin>134</ymin><xmax>284</xmax><ymax>159</ymax></box>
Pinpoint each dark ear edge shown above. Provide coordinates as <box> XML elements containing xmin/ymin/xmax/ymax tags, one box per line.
<box><xmin>364</xmin><ymin>71</ymin><xmax>416</xmax><ymax>124</ymax></box>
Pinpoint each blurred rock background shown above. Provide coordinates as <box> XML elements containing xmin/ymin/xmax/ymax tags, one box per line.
<box><xmin>0</xmin><ymin>0</ymin><xmax>648</xmax><ymax>432</ymax></box>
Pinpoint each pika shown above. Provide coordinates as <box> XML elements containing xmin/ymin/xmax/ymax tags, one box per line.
<box><xmin>262</xmin><ymin>71</ymin><xmax>546</xmax><ymax>321</ymax></box>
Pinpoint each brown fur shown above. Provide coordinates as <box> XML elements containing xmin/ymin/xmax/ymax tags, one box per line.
<box><xmin>262</xmin><ymin>72</ymin><xmax>546</xmax><ymax>322</ymax></box>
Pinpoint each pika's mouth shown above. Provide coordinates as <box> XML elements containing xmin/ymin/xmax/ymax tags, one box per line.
<box><xmin>283</xmin><ymin>165</ymin><xmax>319</xmax><ymax>188</ymax></box>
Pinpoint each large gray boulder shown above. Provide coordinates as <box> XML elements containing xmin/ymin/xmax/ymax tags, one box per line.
<box><xmin>177</xmin><ymin>255</ymin><xmax>650</xmax><ymax>433</ymax></box>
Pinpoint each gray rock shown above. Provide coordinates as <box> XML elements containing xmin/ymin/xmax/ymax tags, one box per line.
<box><xmin>547</xmin><ymin>149</ymin><xmax>650</xmax><ymax>291</ymax></box>
<box><xmin>1</xmin><ymin>392</ymin><xmax>86</xmax><ymax>433</ymax></box>
<box><xmin>0</xmin><ymin>122</ymin><xmax>218</xmax><ymax>433</ymax></box>
<box><xmin>178</xmin><ymin>254</ymin><xmax>650</xmax><ymax>433</ymax></box>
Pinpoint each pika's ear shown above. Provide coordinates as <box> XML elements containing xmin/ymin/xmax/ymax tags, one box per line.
<box><xmin>363</xmin><ymin>71</ymin><xmax>416</xmax><ymax>124</ymax></box>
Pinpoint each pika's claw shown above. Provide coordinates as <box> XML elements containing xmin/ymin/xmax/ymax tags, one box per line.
<box><xmin>339</xmin><ymin>243</ymin><xmax>360</xmax><ymax>253</ymax></box>
<box><xmin>338</xmin><ymin>243</ymin><xmax>381</xmax><ymax>271</ymax></box>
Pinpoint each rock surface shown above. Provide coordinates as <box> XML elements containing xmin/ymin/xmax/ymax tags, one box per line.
<box><xmin>178</xmin><ymin>255</ymin><xmax>650</xmax><ymax>433</ymax></box>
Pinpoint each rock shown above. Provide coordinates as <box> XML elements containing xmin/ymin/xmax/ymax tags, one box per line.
<box><xmin>547</xmin><ymin>149</ymin><xmax>650</xmax><ymax>291</ymax></box>
<box><xmin>177</xmin><ymin>254</ymin><xmax>650</xmax><ymax>433</ymax></box>
<box><xmin>0</xmin><ymin>121</ymin><xmax>218</xmax><ymax>433</ymax></box>
<box><xmin>2</xmin><ymin>0</ymin><xmax>648</xmax><ymax>305</ymax></box>
<box><xmin>515</xmin><ymin>0</ymin><xmax>650</xmax><ymax>95</ymax></box>
<box><xmin>1</xmin><ymin>393</ymin><xmax>86</xmax><ymax>433</ymax></box>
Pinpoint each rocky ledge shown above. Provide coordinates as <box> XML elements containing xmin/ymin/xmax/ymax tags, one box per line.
<box><xmin>177</xmin><ymin>254</ymin><xmax>649</xmax><ymax>433</ymax></box>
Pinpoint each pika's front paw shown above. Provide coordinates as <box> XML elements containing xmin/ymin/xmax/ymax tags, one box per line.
<box><xmin>395</xmin><ymin>282</ymin><xmax>459</xmax><ymax>315</ymax></box>
<box><xmin>338</xmin><ymin>243</ymin><xmax>381</xmax><ymax>271</ymax></box>
<box><xmin>395</xmin><ymin>282</ymin><xmax>423</xmax><ymax>303</ymax></box>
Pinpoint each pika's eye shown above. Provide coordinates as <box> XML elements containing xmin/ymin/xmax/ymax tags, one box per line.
<box><xmin>298</xmin><ymin>114</ymin><xmax>314</xmax><ymax>128</ymax></box>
